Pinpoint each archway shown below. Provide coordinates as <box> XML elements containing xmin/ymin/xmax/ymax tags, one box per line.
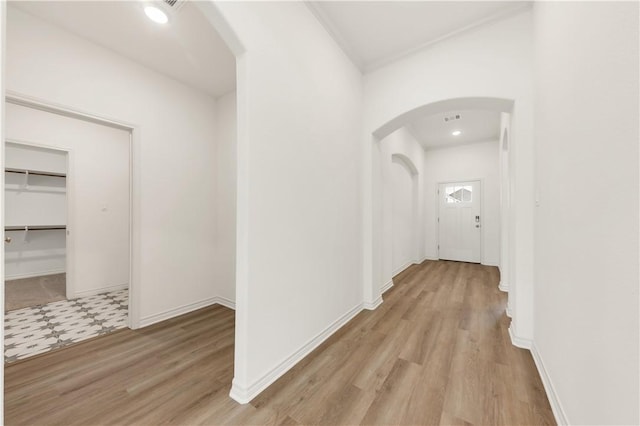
<box><xmin>384</xmin><ymin>152</ymin><xmax>420</xmax><ymax>292</ymax></box>
<box><xmin>368</xmin><ymin>96</ymin><xmax>515</xmax><ymax>310</ymax></box>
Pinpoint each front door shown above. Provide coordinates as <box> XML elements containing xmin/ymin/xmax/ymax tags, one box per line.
<box><xmin>438</xmin><ymin>180</ymin><xmax>481</xmax><ymax>263</ymax></box>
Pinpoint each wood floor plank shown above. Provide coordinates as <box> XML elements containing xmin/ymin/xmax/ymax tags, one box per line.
<box><xmin>4</xmin><ymin>260</ymin><xmax>555</xmax><ymax>425</ymax></box>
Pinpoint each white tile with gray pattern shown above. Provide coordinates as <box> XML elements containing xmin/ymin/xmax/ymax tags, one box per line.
<box><xmin>4</xmin><ymin>289</ymin><xmax>128</xmax><ymax>363</ymax></box>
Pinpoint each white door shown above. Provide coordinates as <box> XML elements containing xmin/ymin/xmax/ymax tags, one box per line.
<box><xmin>438</xmin><ymin>180</ymin><xmax>481</xmax><ymax>263</ymax></box>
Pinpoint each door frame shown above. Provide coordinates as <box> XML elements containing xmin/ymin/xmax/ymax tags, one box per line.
<box><xmin>4</xmin><ymin>138</ymin><xmax>74</xmax><ymax>298</ymax></box>
<box><xmin>4</xmin><ymin>92</ymin><xmax>138</xmax><ymax>328</ymax></box>
<box><xmin>436</xmin><ymin>178</ymin><xmax>485</xmax><ymax>263</ymax></box>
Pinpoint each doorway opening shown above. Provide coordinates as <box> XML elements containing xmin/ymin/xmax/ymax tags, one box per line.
<box><xmin>3</xmin><ymin>97</ymin><xmax>133</xmax><ymax>363</ymax></box>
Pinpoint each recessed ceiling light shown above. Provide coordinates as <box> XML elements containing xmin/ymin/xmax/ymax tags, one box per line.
<box><xmin>452</xmin><ymin>130</ymin><xmax>462</xmax><ymax>136</ymax></box>
<box><xmin>144</xmin><ymin>6</ymin><xmax>168</xmax><ymax>24</ymax></box>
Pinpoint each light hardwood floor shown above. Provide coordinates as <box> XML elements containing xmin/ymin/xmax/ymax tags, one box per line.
<box><xmin>5</xmin><ymin>260</ymin><xmax>555</xmax><ymax>425</ymax></box>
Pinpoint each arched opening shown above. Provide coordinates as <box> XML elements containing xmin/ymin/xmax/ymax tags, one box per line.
<box><xmin>390</xmin><ymin>155</ymin><xmax>418</xmax><ymax>273</ymax></box>
<box><xmin>388</xmin><ymin>153</ymin><xmax>420</xmax><ymax>288</ymax></box>
<box><xmin>368</xmin><ymin>96</ymin><xmax>515</xmax><ymax>310</ymax></box>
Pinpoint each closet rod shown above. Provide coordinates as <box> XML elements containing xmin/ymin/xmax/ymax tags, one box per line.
<box><xmin>5</xmin><ymin>225</ymin><xmax>66</xmax><ymax>231</ymax></box>
<box><xmin>5</xmin><ymin>168</ymin><xmax>66</xmax><ymax>178</ymax></box>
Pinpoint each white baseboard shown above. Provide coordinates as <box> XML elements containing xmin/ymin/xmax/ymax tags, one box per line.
<box><xmin>506</xmin><ymin>305</ymin><xmax>513</xmax><ymax>318</ymax></box>
<box><xmin>392</xmin><ymin>261</ymin><xmax>414</xmax><ymax>277</ymax></box>
<box><xmin>138</xmin><ymin>296</ymin><xmax>235</xmax><ymax>328</ymax></box>
<box><xmin>508</xmin><ymin>325</ymin><xmax>532</xmax><ymax>349</ymax></box>
<box><xmin>214</xmin><ymin>296</ymin><xmax>236</xmax><ymax>310</ymax></box>
<box><xmin>72</xmin><ymin>283</ymin><xmax>128</xmax><ymax>298</ymax></box>
<box><xmin>5</xmin><ymin>269</ymin><xmax>65</xmax><ymax>281</ymax></box>
<box><xmin>499</xmin><ymin>281</ymin><xmax>509</xmax><ymax>292</ymax></box>
<box><xmin>363</xmin><ymin>295</ymin><xmax>383</xmax><ymax>310</ymax></box>
<box><xmin>139</xmin><ymin>296</ymin><xmax>218</xmax><ymax>327</ymax></box>
<box><xmin>381</xmin><ymin>280</ymin><xmax>394</xmax><ymax>294</ymax></box>
<box><xmin>531</xmin><ymin>344</ymin><xmax>569</xmax><ymax>425</ymax></box>
<box><xmin>229</xmin><ymin>302</ymin><xmax>364</xmax><ymax>404</ymax></box>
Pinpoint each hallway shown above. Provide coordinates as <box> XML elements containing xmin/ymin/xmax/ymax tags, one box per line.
<box><xmin>5</xmin><ymin>260</ymin><xmax>555</xmax><ymax>425</ymax></box>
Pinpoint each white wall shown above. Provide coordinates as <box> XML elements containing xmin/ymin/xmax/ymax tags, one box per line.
<box><xmin>533</xmin><ymin>2</ymin><xmax>639</xmax><ymax>424</ymax></box>
<box><xmin>5</xmin><ymin>142</ymin><xmax>66</xmax><ymax>174</ymax></box>
<box><xmin>390</xmin><ymin>157</ymin><xmax>414</xmax><ymax>274</ymax></box>
<box><xmin>214</xmin><ymin>90</ymin><xmax>236</xmax><ymax>307</ymax></box>
<box><xmin>423</xmin><ymin>140</ymin><xmax>500</xmax><ymax>266</ymax></box>
<box><xmin>6</xmin><ymin>7</ymin><xmax>220</xmax><ymax>325</ymax></box>
<box><xmin>212</xmin><ymin>1</ymin><xmax>363</xmax><ymax>403</ymax></box>
<box><xmin>363</xmin><ymin>9</ymin><xmax>535</xmax><ymax>342</ymax></box>
<box><xmin>5</xmin><ymin>145</ymin><xmax>67</xmax><ymax>230</ymax></box>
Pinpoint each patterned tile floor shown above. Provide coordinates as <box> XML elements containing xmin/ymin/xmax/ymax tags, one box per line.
<box><xmin>5</xmin><ymin>289</ymin><xmax>128</xmax><ymax>363</ymax></box>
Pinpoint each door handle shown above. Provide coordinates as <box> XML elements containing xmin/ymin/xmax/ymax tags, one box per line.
<box><xmin>4</xmin><ymin>237</ymin><xmax>12</xmax><ymax>243</ymax></box>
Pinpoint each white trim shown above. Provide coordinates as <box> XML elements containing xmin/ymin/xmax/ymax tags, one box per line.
<box><xmin>139</xmin><ymin>296</ymin><xmax>218</xmax><ymax>328</ymax></box>
<box><xmin>5</xmin><ymin>91</ymin><xmax>135</xmax><ymax>131</ymax></box>
<box><xmin>72</xmin><ymin>283</ymin><xmax>128</xmax><ymax>299</ymax></box>
<box><xmin>531</xmin><ymin>344</ymin><xmax>569</xmax><ymax>425</ymax></box>
<box><xmin>505</xmin><ymin>306</ymin><xmax>512</xmax><ymax>318</ymax></box>
<box><xmin>381</xmin><ymin>280</ymin><xmax>394</xmax><ymax>294</ymax></box>
<box><xmin>392</xmin><ymin>260</ymin><xmax>413</xmax><ymax>277</ymax></box>
<box><xmin>304</xmin><ymin>2</ymin><xmax>364</xmax><ymax>71</ymax></box>
<box><xmin>499</xmin><ymin>281</ymin><xmax>509</xmax><ymax>292</ymax></box>
<box><xmin>508</xmin><ymin>325</ymin><xmax>531</xmax><ymax>349</ymax></box>
<box><xmin>214</xmin><ymin>296</ymin><xmax>236</xmax><ymax>310</ymax></box>
<box><xmin>363</xmin><ymin>296</ymin><xmax>383</xmax><ymax>310</ymax></box>
<box><xmin>4</xmin><ymin>269</ymin><xmax>65</xmax><ymax>281</ymax></box>
<box><xmin>229</xmin><ymin>302</ymin><xmax>364</xmax><ymax>404</ymax></box>
<box><xmin>1</xmin><ymin>6</ymin><xmax>7</xmax><ymax>422</ymax></box>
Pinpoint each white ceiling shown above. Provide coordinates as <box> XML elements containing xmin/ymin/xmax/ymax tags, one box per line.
<box><xmin>407</xmin><ymin>109</ymin><xmax>501</xmax><ymax>150</ymax></box>
<box><xmin>9</xmin><ymin>1</ymin><xmax>530</xmax><ymax>96</ymax></box>
<box><xmin>307</xmin><ymin>1</ymin><xmax>530</xmax><ymax>71</ymax></box>
<box><xmin>10</xmin><ymin>1</ymin><xmax>236</xmax><ymax>98</ymax></box>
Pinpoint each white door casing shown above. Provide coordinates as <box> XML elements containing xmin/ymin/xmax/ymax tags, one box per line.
<box><xmin>438</xmin><ymin>180</ymin><xmax>481</xmax><ymax>263</ymax></box>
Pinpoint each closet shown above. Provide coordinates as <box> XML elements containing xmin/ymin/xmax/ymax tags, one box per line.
<box><xmin>4</xmin><ymin>142</ymin><xmax>68</xmax><ymax>310</ymax></box>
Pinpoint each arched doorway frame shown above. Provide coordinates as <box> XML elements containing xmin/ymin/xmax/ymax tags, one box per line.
<box><xmin>383</xmin><ymin>151</ymin><xmax>421</xmax><ymax>292</ymax></box>
<box><xmin>367</xmin><ymin>97</ymin><xmax>515</xmax><ymax>311</ymax></box>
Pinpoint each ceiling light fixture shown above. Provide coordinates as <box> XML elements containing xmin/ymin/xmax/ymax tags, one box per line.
<box><xmin>144</xmin><ymin>6</ymin><xmax>168</xmax><ymax>24</ymax></box>
<box><xmin>452</xmin><ymin>130</ymin><xmax>462</xmax><ymax>136</ymax></box>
